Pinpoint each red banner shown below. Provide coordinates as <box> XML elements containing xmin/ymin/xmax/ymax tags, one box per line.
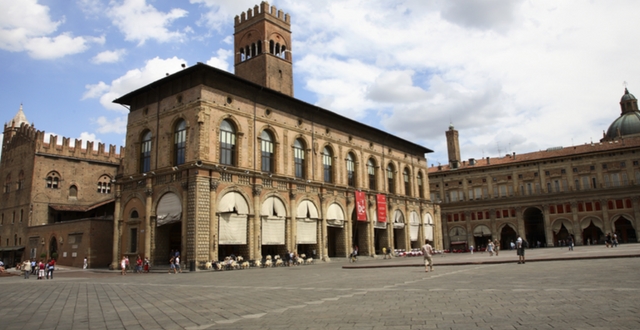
<box><xmin>355</xmin><ymin>191</ymin><xmax>367</xmax><ymax>221</ymax></box>
<box><xmin>376</xmin><ymin>194</ymin><xmax>387</xmax><ymax>222</ymax></box>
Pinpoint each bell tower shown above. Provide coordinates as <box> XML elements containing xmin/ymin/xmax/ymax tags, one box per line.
<box><xmin>445</xmin><ymin>124</ymin><xmax>461</xmax><ymax>169</ymax></box>
<box><xmin>234</xmin><ymin>2</ymin><xmax>293</xmax><ymax>97</ymax></box>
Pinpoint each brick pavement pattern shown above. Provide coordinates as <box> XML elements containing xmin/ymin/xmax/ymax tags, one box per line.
<box><xmin>0</xmin><ymin>245</ymin><xmax>639</xmax><ymax>329</ymax></box>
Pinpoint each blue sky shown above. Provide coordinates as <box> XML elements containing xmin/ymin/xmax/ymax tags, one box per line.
<box><xmin>2</xmin><ymin>0</ymin><xmax>640</xmax><ymax>166</ymax></box>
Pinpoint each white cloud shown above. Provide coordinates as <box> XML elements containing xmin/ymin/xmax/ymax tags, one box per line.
<box><xmin>274</xmin><ymin>0</ymin><xmax>640</xmax><ymax>165</ymax></box>
<box><xmin>108</xmin><ymin>0</ymin><xmax>189</xmax><ymax>45</ymax></box>
<box><xmin>205</xmin><ymin>49</ymin><xmax>232</xmax><ymax>72</ymax></box>
<box><xmin>190</xmin><ymin>0</ymin><xmax>260</xmax><ymax>32</ymax></box>
<box><xmin>83</xmin><ymin>56</ymin><xmax>188</xmax><ymax>112</ymax></box>
<box><xmin>0</xmin><ymin>0</ymin><xmax>101</xmax><ymax>59</ymax></box>
<box><xmin>95</xmin><ymin>116</ymin><xmax>128</xmax><ymax>134</ymax></box>
<box><xmin>25</xmin><ymin>34</ymin><xmax>103</xmax><ymax>60</ymax></box>
<box><xmin>91</xmin><ymin>49</ymin><xmax>127</xmax><ymax>64</ymax></box>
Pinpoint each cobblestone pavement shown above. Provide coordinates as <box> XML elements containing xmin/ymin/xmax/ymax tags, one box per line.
<box><xmin>1</xmin><ymin>245</ymin><xmax>639</xmax><ymax>330</ymax></box>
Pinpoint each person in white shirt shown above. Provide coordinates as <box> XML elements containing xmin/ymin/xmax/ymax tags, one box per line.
<box><xmin>421</xmin><ymin>239</ymin><xmax>434</xmax><ymax>272</ymax></box>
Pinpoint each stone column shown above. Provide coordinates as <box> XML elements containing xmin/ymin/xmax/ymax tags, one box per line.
<box><xmin>209</xmin><ymin>179</ymin><xmax>219</xmax><ymax>262</ymax></box>
<box><xmin>516</xmin><ymin>207</ymin><xmax>525</xmax><ymax>239</ymax></box>
<box><xmin>601</xmin><ymin>199</ymin><xmax>611</xmax><ymax>235</ymax></box>
<box><xmin>345</xmin><ymin>193</ymin><xmax>353</xmax><ymax>258</ymax></box>
<box><xmin>144</xmin><ymin>180</ymin><xmax>153</xmax><ymax>261</ymax></box>
<box><xmin>632</xmin><ymin>197</ymin><xmax>640</xmax><ymax>242</ymax></box>
<box><xmin>320</xmin><ymin>194</ymin><xmax>329</xmax><ymax>261</ymax></box>
<box><xmin>542</xmin><ymin>204</ymin><xmax>554</xmax><ymax>247</ymax></box>
<box><xmin>181</xmin><ymin>180</ymin><xmax>188</xmax><ymax>264</ymax></box>
<box><xmin>252</xmin><ymin>185</ymin><xmax>262</xmax><ymax>260</ymax></box>
<box><xmin>465</xmin><ymin>212</ymin><xmax>474</xmax><ymax>247</ymax></box>
<box><xmin>570</xmin><ymin>201</ymin><xmax>582</xmax><ymax>245</ymax></box>
<box><xmin>289</xmin><ymin>189</ymin><xmax>297</xmax><ymax>253</ymax></box>
<box><xmin>441</xmin><ymin>212</ymin><xmax>450</xmax><ymax>250</ymax></box>
<box><xmin>111</xmin><ymin>189</ymin><xmax>122</xmax><ymax>270</ymax></box>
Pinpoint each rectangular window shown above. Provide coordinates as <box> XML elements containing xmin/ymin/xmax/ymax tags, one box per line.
<box><xmin>574</xmin><ymin>179</ymin><xmax>580</xmax><ymax>191</ymax></box>
<box><xmin>591</xmin><ymin>177</ymin><xmax>597</xmax><ymax>189</ymax></box>
<box><xmin>502</xmin><ymin>210</ymin><xmax>509</xmax><ymax>218</ymax></box>
<box><xmin>586</xmin><ymin>202</ymin><xmax>593</xmax><ymax>212</ymax></box>
<box><xmin>611</xmin><ymin>173</ymin><xmax>620</xmax><ymax>187</ymax></box>
<box><xmin>554</xmin><ymin>180</ymin><xmax>560</xmax><ymax>192</ymax></box>
<box><xmin>468</xmin><ymin>189</ymin><xmax>474</xmax><ymax>200</ymax></box>
<box><xmin>547</xmin><ymin>182</ymin><xmax>551</xmax><ymax>193</ymax></box>
<box><xmin>474</xmin><ymin>187</ymin><xmax>482</xmax><ymax>199</ymax></box>
<box><xmin>616</xmin><ymin>199</ymin><xmax>623</xmax><ymax>209</ymax></box>
<box><xmin>557</xmin><ymin>204</ymin><xmax>564</xmax><ymax>213</ymax></box>
<box><xmin>482</xmin><ymin>187</ymin><xmax>488</xmax><ymax>199</ymax></box>
<box><xmin>220</xmin><ymin>130</ymin><xmax>236</xmax><ymax>166</ymax></box>
<box><xmin>130</xmin><ymin>228</ymin><xmax>138</xmax><ymax>253</ymax></box>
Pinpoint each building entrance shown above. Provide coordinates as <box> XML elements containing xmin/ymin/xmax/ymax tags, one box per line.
<box><xmin>614</xmin><ymin>217</ymin><xmax>637</xmax><ymax>243</ymax></box>
<box><xmin>523</xmin><ymin>207</ymin><xmax>546</xmax><ymax>246</ymax></box>
<box><xmin>582</xmin><ymin>221</ymin><xmax>604</xmax><ymax>245</ymax></box>
<box><xmin>327</xmin><ymin>226</ymin><xmax>344</xmax><ymax>257</ymax></box>
<box><xmin>500</xmin><ymin>224</ymin><xmax>517</xmax><ymax>248</ymax></box>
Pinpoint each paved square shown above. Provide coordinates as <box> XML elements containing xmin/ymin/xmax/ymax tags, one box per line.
<box><xmin>1</xmin><ymin>248</ymin><xmax>639</xmax><ymax>329</ymax></box>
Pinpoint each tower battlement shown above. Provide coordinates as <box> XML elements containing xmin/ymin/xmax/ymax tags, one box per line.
<box><xmin>37</xmin><ymin>132</ymin><xmax>124</xmax><ymax>164</ymax></box>
<box><xmin>234</xmin><ymin>1</ymin><xmax>290</xmax><ymax>27</ymax></box>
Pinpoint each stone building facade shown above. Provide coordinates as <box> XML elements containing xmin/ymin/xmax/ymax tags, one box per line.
<box><xmin>0</xmin><ymin>107</ymin><xmax>122</xmax><ymax>268</ymax></box>
<box><xmin>429</xmin><ymin>89</ymin><xmax>640</xmax><ymax>250</ymax></box>
<box><xmin>111</xmin><ymin>2</ymin><xmax>440</xmax><ymax>270</ymax></box>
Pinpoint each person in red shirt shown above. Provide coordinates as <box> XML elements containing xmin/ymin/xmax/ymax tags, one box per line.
<box><xmin>136</xmin><ymin>255</ymin><xmax>143</xmax><ymax>273</ymax></box>
<box><xmin>46</xmin><ymin>259</ymin><xmax>56</xmax><ymax>279</ymax></box>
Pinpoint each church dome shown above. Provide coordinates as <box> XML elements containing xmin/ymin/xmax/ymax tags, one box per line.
<box><xmin>621</xmin><ymin>88</ymin><xmax>636</xmax><ymax>102</ymax></box>
<box><xmin>603</xmin><ymin>88</ymin><xmax>640</xmax><ymax>141</ymax></box>
<box><xmin>604</xmin><ymin>111</ymin><xmax>640</xmax><ymax>139</ymax></box>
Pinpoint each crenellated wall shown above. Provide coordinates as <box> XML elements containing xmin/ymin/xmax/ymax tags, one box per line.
<box><xmin>234</xmin><ymin>1</ymin><xmax>290</xmax><ymax>27</ymax></box>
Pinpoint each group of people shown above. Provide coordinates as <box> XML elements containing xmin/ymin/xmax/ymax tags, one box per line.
<box><xmin>605</xmin><ymin>233</ymin><xmax>619</xmax><ymax>248</ymax></box>
<box><xmin>17</xmin><ymin>258</ymin><xmax>56</xmax><ymax>279</ymax></box>
<box><xmin>120</xmin><ymin>255</ymin><xmax>151</xmax><ymax>275</ymax></box>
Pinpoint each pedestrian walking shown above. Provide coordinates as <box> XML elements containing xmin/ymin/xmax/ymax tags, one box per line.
<box><xmin>22</xmin><ymin>259</ymin><xmax>31</xmax><ymax>279</ymax></box>
<box><xmin>494</xmin><ymin>239</ymin><xmax>500</xmax><ymax>256</ymax></box>
<box><xmin>421</xmin><ymin>239</ymin><xmax>434</xmax><ymax>272</ymax></box>
<box><xmin>169</xmin><ymin>256</ymin><xmax>176</xmax><ymax>274</ymax></box>
<box><xmin>568</xmin><ymin>236</ymin><xmax>574</xmax><ymax>251</ymax></box>
<box><xmin>136</xmin><ymin>255</ymin><xmax>143</xmax><ymax>273</ymax></box>
<box><xmin>46</xmin><ymin>259</ymin><xmax>56</xmax><ymax>279</ymax></box>
<box><xmin>120</xmin><ymin>256</ymin><xmax>127</xmax><ymax>275</ymax></box>
<box><xmin>382</xmin><ymin>247</ymin><xmax>387</xmax><ymax>259</ymax></box>
<box><xmin>31</xmin><ymin>260</ymin><xmax>37</xmax><ymax>275</ymax></box>
<box><xmin>612</xmin><ymin>233</ymin><xmax>618</xmax><ymax>247</ymax></box>
<box><xmin>83</xmin><ymin>256</ymin><xmax>88</xmax><ymax>269</ymax></box>
<box><xmin>487</xmin><ymin>240</ymin><xmax>494</xmax><ymax>256</ymax></box>
<box><xmin>175</xmin><ymin>256</ymin><xmax>182</xmax><ymax>273</ymax></box>
<box><xmin>516</xmin><ymin>237</ymin><xmax>526</xmax><ymax>264</ymax></box>
<box><xmin>143</xmin><ymin>257</ymin><xmax>150</xmax><ymax>273</ymax></box>
<box><xmin>469</xmin><ymin>245</ymin><xmax>474</xmax><ymax>254</ymax></box>
<box><xmin>38</xmin><ymin>260</ymin><xmax>45</xmax><ymax>279</ymax></box>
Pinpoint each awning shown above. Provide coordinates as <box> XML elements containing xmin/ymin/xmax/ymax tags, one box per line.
<box><xmin>327</xmin><ymin>203</ymin><xmax>345</xmax><ymax>228</ymax></box>
<box><xmin>219</xmin><ymin>213</ymin><xmax>247</xmax><ymax>245</ymax></box>
<box><xmin>473</xmin><ymin>225</ymin><xmax>491</xmax><ymax>237</ymax></box>
<box><xmin>157</xmin><ymin>193</ymin><xmax>182</xmax><ymax>227</ymax></box>
<box><xmin>581</xmin><ymin>218</ymin><xmax>604</xmax><ymax>231</ymax></box>
<box><xmin>297</xmin><ymin>218</ymin><xmax>317</xmax><ymax>244</ymax></box>
<box><xmin>261</xmin><ymin>196</ymin><xmax>286</xmax><ymax>217</ymax></box>
<box><xmin>450</xmin><ymin>241</ymin><xmax>467</xmax><ymax>245</ymax></box>
<box><xmin>49</xmin><ymin>198</ymin><xmax>115</xmax><ymax>212</ymax></box>
<box><xmin>409</xmin><ymin>211</ymin><xmax>420</xmax><ymax>241</ymax></box>
<box><xmin>393</xmin><ymin>210</ymin><xmax>405</xmax><ymax>229</ymax></box>
<box><xmin>0</xmin><ymin>246</ymin><xmax>25</xmax><ymax>252</ymax></box>
<box><xmin>297</xmin><ymin>200</ymin><xmax>319</xmax><ymax>219</ymax></box>
<box><xmin>218</xmin><ymin>192</ymin><xmax>249</xmax><ymax>214</ymax></box>
<box><xmin>552</xmin><ymin>219</ymin><xmax>573</xmax><ymax>234</ymax></box>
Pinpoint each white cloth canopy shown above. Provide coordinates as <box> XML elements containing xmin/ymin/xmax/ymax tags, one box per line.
<box><xmin>423</xmin><ymin>213</ymin><xmax>434</xmax><ymax>241</ymax></box>
<box><xmin>218</xmin><ymin>192</ymin><xmax>249</xmax><ymax>214</ymax></box>
<box><xmin>552</xmin><ymin>219</ymin><xmax>573</xmax><ymax>234</ymax></box>
<box><xmin>581</xmin><ymin>217</ymin><xmax>604</xmax><ymax>231</ymax></box>
<box><xmin>260</xmin><ymin>196</ymin><xmax>287</xmax><ymax>217</ymax></box>
<box><xmin>409</xmin><ymin>211</ymin><xmax>420</xmax><ymax>241</ymax></box>
<box><xmin>156</xmin><ymin>193</ymin><xmax>182</xmax><ymax>227</ymax></box>
<box><xmin>297</xmin><ymin>218</ymin><xmax>317</xmax><ymax>244</ymax></box>
<box><xmin>473</xmin><ymin>225</ymin><xmax>491</xmax><ymax>237</ymax></box>
<box><xmin>297</xmin><ymin>200</ymin><xmax>319</xmax><ymax>219</ymax></box>
<box><xmin>219</xmin><ymin>213</ymin><xmax>247</xmax><ymax>245</ymax></box>
<box><xmin>393</xmin><ymin>210</ymin><xmax>405</xmax><ymax>229</ymax></box>
<box><xmin>327</xmin><ymin>203</ymin><xmax>345</xmax><ymax>227</ymax></box>
<box><xmin>449</xmin><ymin>227</ymin><xmax>467</xmax><ymax>242</ymax></box>
<box><xmin>262</xmin><ymin>217</ymin><xmax>285</xmax><ymax>245</ymax></box>
<box><xmin>261</xmin><ymin>197</ymin><xmax>286</xmax><ymax>245</ymax></box>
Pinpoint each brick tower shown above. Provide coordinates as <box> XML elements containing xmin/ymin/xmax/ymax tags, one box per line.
<box><xmin>234</xmin><ymin>2</ymin><xmax>293</xmax><ymax>97</ymax></box>
<box><xmin>445</xmin><ymin>124</ymin><xmax>461</xmax><ymax>169</ymax></box>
